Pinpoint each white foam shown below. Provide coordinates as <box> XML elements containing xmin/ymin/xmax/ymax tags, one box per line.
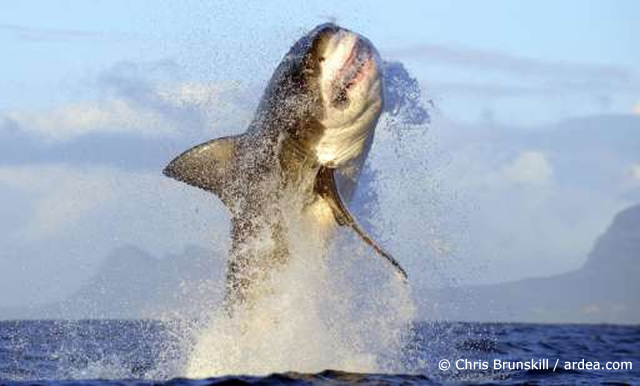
<box><xmin>184</xmin><ymin>192</ymin><xmax>416</xmax><ymax>377</ymax></box>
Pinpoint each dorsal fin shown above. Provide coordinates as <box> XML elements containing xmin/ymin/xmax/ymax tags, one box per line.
<box><xmin>315</xmin><ymin>166</ymin><xmax>408</xmax><ymax>282</ymax></box>
<box><xmin>163</xmin><ymin>135</ymin><xmax>242</xmax><ymax>208</ymax></box>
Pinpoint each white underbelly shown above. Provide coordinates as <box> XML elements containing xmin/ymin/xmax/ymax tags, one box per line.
<box><xmin>289</xmin><ymin>196</ymin><xmax>336</xmax><ymax>250</ymax></box>
<box><xmin>315</xmin><ymin>118</ymin><xmax>374</xmax><ymax>166</ymax></box>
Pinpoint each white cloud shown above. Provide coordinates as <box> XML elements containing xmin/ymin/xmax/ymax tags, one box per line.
<box><xmin>503</xmin><ymin>151</ymin><xmax>553</xmax><ymax>185</ymax></box>
<box><xmin>0</xmin><ymin>23</ymin><xmax>108</xmax><ymax>42</ymax></box>
<box><xmin>0</xmin><ymin>80</ymin><xmax>256</xmax><ymax>143</ymax></box>
<box><xmin>0</xmin><ymin>164</ymin><xmax>226</xmax><ymax>247</ymax></box>
<box><xmin>633</xmin><ymin>102</ymin><xmax>640</xmax><ymax>116</ymax></box>
<box><xmin>0</xmin><ymin>165</ymin><xmax>113</xmax><ymax>239</ymax></box>
<box><xmin>156</xmin><ymin>82</ymin><xmax>224</xmax><ymax>106</ymax></box>
<box><xmin>630</xmin><ymin>163</ymin><xmax>640</xmax><ymax>182</ymax></box>
<box><xmin>4</xmin><ymin>98</ymin><xmax>177</xmax><ymax>141</ymax></box>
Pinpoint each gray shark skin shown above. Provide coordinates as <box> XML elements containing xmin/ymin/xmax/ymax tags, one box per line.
<box><xmin>164</xmin><ymin>23</ymin><xmax>407</xmax><ymax>309</ymax></box>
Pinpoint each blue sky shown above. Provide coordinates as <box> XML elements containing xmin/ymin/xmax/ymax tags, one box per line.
<box><xmin>0</xmin><ymin>1</ymin><xmax>639</xmax><ymax>310</ymax></box>
<box><xmin>2</xmin><ymin>1</ymin><xmax>639</xmax><ymax>120</ymax></box>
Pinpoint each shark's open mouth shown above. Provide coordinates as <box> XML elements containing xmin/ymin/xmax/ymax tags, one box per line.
<box><xmin>330</xmin><ymin>40</ymin><xmax>374</xmax><ymax>108</ymax></box>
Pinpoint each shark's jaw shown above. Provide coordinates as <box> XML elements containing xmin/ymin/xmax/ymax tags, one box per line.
<box><xmin>313</xmin><ymin>26</ymin><xmax>383</xmax><ymax>167</ymax></box>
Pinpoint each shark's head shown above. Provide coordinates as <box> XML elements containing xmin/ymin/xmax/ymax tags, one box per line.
<box><xmin>305</xmin><ymin>24</ymin><xmax>383</xmax><ymax>126</ymax></box>
<box><xmin>262</xmin><ymin>23</ymin><xmax>384</xmax><ymax>166</ymax></box>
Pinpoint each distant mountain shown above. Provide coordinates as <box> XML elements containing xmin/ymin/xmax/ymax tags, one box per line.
<box><xmin>2</xmin><ymin>245</ymin><xmax>226</xmax><ymax>320</ymax></box>
<box><xmin>3</xmin><ymin>203</ymin><xmax>637</xmax><ymax>323</ymax></box>
<box><xmin>423</xmin><ymin>203</ymin><xmax>640</xmax><ymax>324</ymax></box>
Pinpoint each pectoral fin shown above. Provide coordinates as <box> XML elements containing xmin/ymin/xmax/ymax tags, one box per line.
<box><xmin>163</xmin><ymin>135</ymin><xmax>242</xmax><ymax>208</ymax></box>
<box><xmin>315</xmin><ymin>166</ymin><xmax>408</xmax><ymax>282</ymax></box>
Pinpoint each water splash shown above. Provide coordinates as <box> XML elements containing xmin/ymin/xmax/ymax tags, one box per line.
<box><xmin>179</xmin><ymin>60</ymin><xmax>429</xmax><ymax>377</ymax></box>
<box><xmin>184</xmin><ymin>187</ymin><xmax>417</xmax><ymax>376</ymax></box>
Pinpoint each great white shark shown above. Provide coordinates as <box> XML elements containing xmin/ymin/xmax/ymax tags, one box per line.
<box><xmin>164</xmin><ymin>23</ymin><xmax>408</xmax><ymax>308</ymax></box>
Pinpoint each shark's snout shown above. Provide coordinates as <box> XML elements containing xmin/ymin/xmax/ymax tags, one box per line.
<box><xmin>320</xmin><ymin>30</ymin><xmax>378</xmax><ymax>88</ymax></box>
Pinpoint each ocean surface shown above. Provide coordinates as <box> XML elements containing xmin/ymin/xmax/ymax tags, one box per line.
<box><xmin>0</xmin><ymin>320</ymin><xmax>638</xmax><ymax>385</ymax></box>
